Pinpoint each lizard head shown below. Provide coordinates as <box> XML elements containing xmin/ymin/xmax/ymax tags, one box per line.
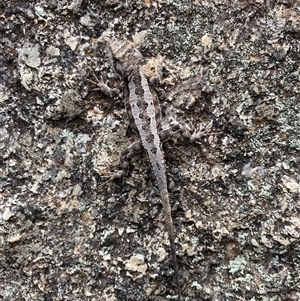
<box><xmin>99</xmin><ymin>30</ymin><xmax>144</xmax><ymax>77</ymax></box>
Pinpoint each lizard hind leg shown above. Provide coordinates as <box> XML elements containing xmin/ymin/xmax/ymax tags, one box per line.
<box><xmin>99</xmin><ymin>139</ymin><xmax>143</xmax><ymax>187</ymax></box>
<box><xmin>159</xmin><ymin>122</ymin><xmax>221</xmax><ymax>144</ymax></box>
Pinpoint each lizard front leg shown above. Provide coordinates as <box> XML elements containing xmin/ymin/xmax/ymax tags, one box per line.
<box><xmin>87</xmin><ymin>72</ymin><xmax>120</xmax><ymax>98</ymax></box>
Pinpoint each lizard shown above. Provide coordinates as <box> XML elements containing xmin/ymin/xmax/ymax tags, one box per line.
<box><xmin>90</xmin><ymin>32</ymin><xmax>215</xmax><ymax>300</ymax></box>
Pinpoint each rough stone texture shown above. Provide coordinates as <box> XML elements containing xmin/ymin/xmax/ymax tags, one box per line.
<box><xmin>1</xmin><ymin>1</ymin><xmax>300</xmax><ymax>300</ymax></box>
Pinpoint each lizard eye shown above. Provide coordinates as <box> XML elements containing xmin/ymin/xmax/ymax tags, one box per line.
<box><xmin>139</xmin><ymin>113</ymin><xmax>143</xmax><ymax>119</ymax></box>
<box><xmin>121</xmin><ymin>149</ymin><xmax>130</xmax><ymax>157</ymax></box>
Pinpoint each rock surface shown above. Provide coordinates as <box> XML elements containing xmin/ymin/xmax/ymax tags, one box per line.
<box><xmin>1</xmin><ymin>1</ymin><xmax>300</xmax><ymax>300</ymax></box>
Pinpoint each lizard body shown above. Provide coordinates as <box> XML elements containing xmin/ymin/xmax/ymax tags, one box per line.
<box><xmin>89</xmin><ymin>33</ymin><xmax>219</xmax><ymax>299</ymax></box>
<box><xmin>104</xmin><ymin>36</ymin><xmax>182</xmax><ymax>299</ymax></box>
<box><xmin>90</xmin><ymin>33</ymin><xmax>218</xmax><ymax>299</ymax></box>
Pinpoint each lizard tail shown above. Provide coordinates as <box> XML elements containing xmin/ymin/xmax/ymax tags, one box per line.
<box><xmin>160</xmin><ymin>189</ymin><xmax>181</xmax><ymax>300</ymax></box>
